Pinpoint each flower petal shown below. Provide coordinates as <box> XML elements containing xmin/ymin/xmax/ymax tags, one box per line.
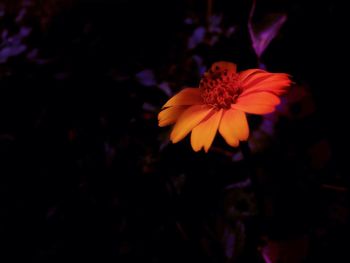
<box><xmin>158</xmin><ymin>106</ymin><xmax>189</xmax><ymax>127</ymax></box>
<box><xmin>191</xmin><ymin>109</ymin><xmax>223</xmax><ymax>152</ymax></box>
<box><xmin>238</xmin><ymin>69</ymin><xmax>267</xmax><ymax>84</ymax></box>
<box><xmin>218</xmin><ymin>109</ymin><xmax>249</xmax><ymax>146</ymax></box>
<box><xmin>162</xmin><ymin>88</ymin><xmax>203</xmax><ymax>108</ymax></box>
<box><xmin>239</xmin><ymin>70</ymin><xmax>291</xmax><ymax>96</ymax></box>
<box><xmin>170</xmin><ymin>105</ymin><xmax>213</xmax><ymax>143</ymax></box>
<box><xmin>232</xmin><ymin>92</ymin><xmax>281</xmax><ymax>114</ymax></box>
<box><xmin>232</xmin><ymin>104</ymin><xmax>275</xmax><ymax>115</ymax></box>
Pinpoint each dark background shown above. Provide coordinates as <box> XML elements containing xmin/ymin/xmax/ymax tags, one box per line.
<box><xmin>0</xmin><ymin>0</ymin><xmax>348</xmax><ymax>262</ymax></box>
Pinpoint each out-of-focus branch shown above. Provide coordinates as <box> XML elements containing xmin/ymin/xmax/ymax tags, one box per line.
<box><xmin>207</xmin><ymin>0</ymin><xmax>212</xmax><ymax>26</ymax></box>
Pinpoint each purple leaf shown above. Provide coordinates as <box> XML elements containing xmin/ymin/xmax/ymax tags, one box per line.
<box><xmin>192</xmin><ymin>55</ymin><xmax>206</xmax><ymax>75</ymax></box>
<box><xmin>225</xmin><ymin>26</ymin><xmax>236</xmax><ymax>37</ymax></box>
<box><xmin>258</xmin><ymin>61</ymin><xmax>267</xmax><ymax>70</ymax></box>
<box><xmin>225</xmin><ymin>179</ymin><xmax>251</xmax><ymax>190</ymax></box>
<box><xmin>0</xmin><ymin>26</ymin><xmax>32</xmax><ymax>63</ymax></box>
<box><xmin>0</xmin><ymin>45</ymin><xmax>27</xmax><ymax>63</ymax></box>
<box><xmin>184</xmin><ymin>17</ymin><xmax>194</xmax><ymax>25</ymax></box>
<box><xmin>187</xmin><ymin>26</ymin><xmax>206</xmax><ymax>49</ymax></box>
<box><xmin>16</xmin><ymin>8</ymin><xmax>27</xmax><ymax>23</ymax></box>
<box><xmin>222</xmin><ymin>222</ymin><xmax>246</xmax><ymax>260</ymax></box>
<box><xmin>27</xmin><ymin>49</ymin><xmax>50</xmax><ymax>65</ymax></box>
<box><xmin>223</xmin><ymin>227</ymin><xmax>236</xmax><ymax>259</ymax></box>
<box><xmin>135</xmin><ymin>69</ymin><xmax>157</xmax><ymax>87</ymax></box>
<box><xmin>208</xmin><ymin>14</ymin><xmax>223</xmax><ymax>34</ymax></box>
<box><xmin>1</xmin><ymin>30</ymin><xmax>8</xmax><ymax>40</ymax></box>
<box><xmin>159</xmin><ymin>139</ymin><xmax>170</xmax><ymax>152</ymax></box>
<box><xmin>248</xmin><ymin>0</ymin><xmax>287</xmax><ymax>58</ymax></box>
<box><xmin>232</xmin><ymin>151</ymin><xmax>243</xmax><ymax>162</ymax></box>
<box><xmin>158</xmin><ymin>82</ymin><xmax>173</xmax><ymax>97</ymax></box>
<box><xmin>19</xmin><ymin>26</ymin><xmax>32</xmax><ymax>38</ymax></box>
<box><xmin>142</xmin><ymin>102</ymin><xmax>157</xmax><ymax>112</ymax></box>
<box><xmin>260</xmin><ymin>114</ymin><xmax>277</xmax><ymax>136</ymax></box>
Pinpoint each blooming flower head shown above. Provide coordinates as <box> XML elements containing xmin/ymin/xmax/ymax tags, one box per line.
<box><xmin>158</xmin><ymin>61</ymin><xmax>291</xmax><ymax>152</ymax></box>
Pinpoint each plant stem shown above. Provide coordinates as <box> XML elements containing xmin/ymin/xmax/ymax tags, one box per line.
<box><xmin>240</xmin><ymin>141</ymin><xmax>264</xmax><ymax>217</ymax></box>
<box><xmin>207</xmin><ymin>0</ymin><xmax>212</xmax><ymax>26</ymax></box>
<box><xmin>240</xmin><ymin>141</ymin><xmax>265</xmax><ymax>260</ymax></box>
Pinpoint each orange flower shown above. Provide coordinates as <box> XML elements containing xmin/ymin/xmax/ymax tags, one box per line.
<box><xmin>158</xmin><ymin>61</ymin><xmax>291</xmax><ymax>152</ymax></box>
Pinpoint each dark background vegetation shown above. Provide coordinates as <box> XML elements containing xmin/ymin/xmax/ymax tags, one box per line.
<box><xmin>0</xmin><ymin>0</ymin><xmax>348</xmax><ymax>262</ymax></box>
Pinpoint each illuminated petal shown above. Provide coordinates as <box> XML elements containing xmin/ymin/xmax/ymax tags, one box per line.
<box><xmin>238</xmin><ymin>69</ymin><xmax>267</xmax><ymax>84</ymax></box>
<box><xmin>224</xmin><ymin>109</ymin><xmax>249</xmax><ymax>140</ymax></box>
<box><xmin>219</xmin><ymin>109</ymin><xmax>249</xmax><ymax>147</ymax></box>
<box><xmin>158</xmin><ymin>106</ymin><xmax>189</xmax><ymax>127</ymax></box>
<box><xmin>232</xmin><ymin>104</ymin><xmax>275</xmax><ymax>114</ymax></box>
<box><xmin>170</xmin><ymin>105</ymin><xmax>213</xmax><ymax>143</ymax></box>
<box><xmin>232</xmin><ymin>92</ymin><xmax>280</xmax><ymax>114</ymax></box>
<box><xmin>240</xmin><ymin>70</ymin><xmax>291</xmax><ymax>96</ymax></box>
<box><xmin>162</xmin><ymin>88</ymin><xmax>203</xmax><ymax>108</ymax></box>
<box><xmin>191</xmin><ymin>109</ymin><xmax>223</xmax><ymax>152</ymax></box>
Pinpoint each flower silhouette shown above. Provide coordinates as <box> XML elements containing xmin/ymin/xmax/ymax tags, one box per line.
<box><xmin>158</xmin><ymin>61</ymin><xmax>291</xmax><ymax>152</ymax></box>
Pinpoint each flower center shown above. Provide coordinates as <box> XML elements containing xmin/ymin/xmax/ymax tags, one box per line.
<box><xmin>200</xmin><ymin>65</ymin><xmax>241</xmax><ymax>109</ymax></box>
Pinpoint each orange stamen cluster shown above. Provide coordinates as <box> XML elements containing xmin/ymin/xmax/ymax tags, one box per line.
<box><xmin>200</xmin><ymin>65</ymin><xmax>241</xmax><ymax>109</ymax></box>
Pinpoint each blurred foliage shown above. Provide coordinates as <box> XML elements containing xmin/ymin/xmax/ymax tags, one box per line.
<box><xmin>0</xmin><ymin>0</ymin><xmax>348</xmax><ymax>262</ymax></box>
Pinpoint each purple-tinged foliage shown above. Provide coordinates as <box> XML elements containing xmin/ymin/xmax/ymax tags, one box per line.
<box><xmin>135</xmin><ymin>69</ymin><xmax>157</xmax><ymax>87</ymax></box>
<box><xmin>0</xmin><ymin>27</ymin><xmax>31</xmax><ymax>63</ymax></box>
<box><xmin>0</xmin><ymin>1</ymin><xmax>344</xmax><ymax>262</ymax></box>
<box><xmin>248</xmin><ymin>0</ymin><xmax>287</xmax><ymax>59</ymax></box>
<box><xmin>187</xmin><ymin>26</ymin><xmax>206</xmax><ymax>49</ymax></box>
<box><xmin>158</xmin><ymin>82</ymin><xmax>173</xmax><ymax>97</ymax></box>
